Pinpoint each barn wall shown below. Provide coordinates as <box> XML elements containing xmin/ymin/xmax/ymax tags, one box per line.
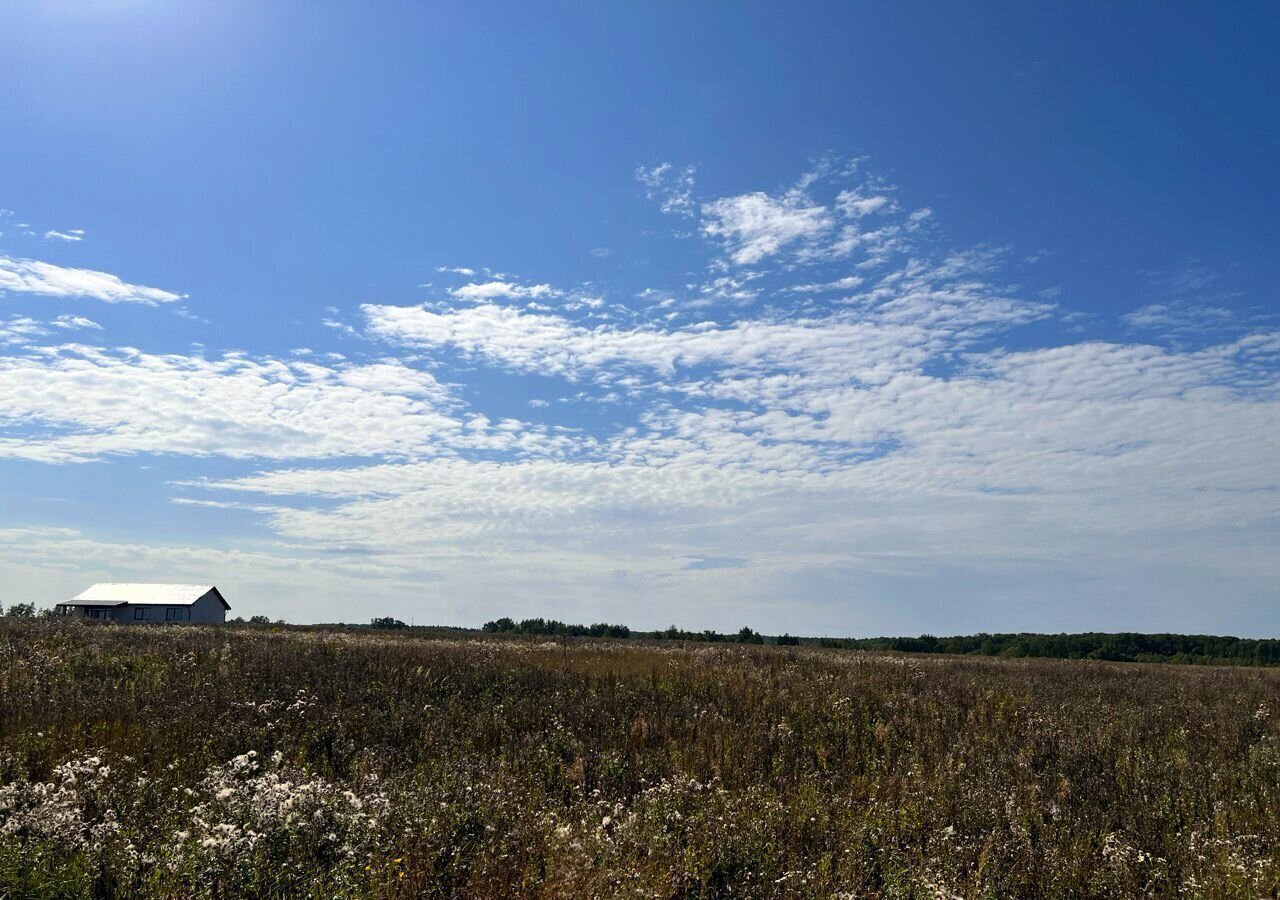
<box><xmin>59</xmin><ymin>594</ymin><xmax>227</xmax><ymax>624</ymax></box>
<box><xmin>121</xmin><ymin>605</ymin><xmax>190</xmax><ymax>624</ymax></box>
<box><xmin>189</xmin><ymin>593</ymin><xmax>228</xmax><ymax>624</ymax></box>
<box><xmin>60</xmin><ymin>606</ymin><xmax>127</xmax><ymax>621</ymax></box>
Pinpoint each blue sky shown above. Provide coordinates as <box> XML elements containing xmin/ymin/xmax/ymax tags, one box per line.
<box><xmin>1</xmin><ymin>2</ymin><xmax>1277</xmax><ymax>633</ymax></box>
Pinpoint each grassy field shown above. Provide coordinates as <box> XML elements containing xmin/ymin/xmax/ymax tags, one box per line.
<box><xmin>1</xmin><ymin>621</ymin><xmax>1279</xmax><ymax>898</ymax></box>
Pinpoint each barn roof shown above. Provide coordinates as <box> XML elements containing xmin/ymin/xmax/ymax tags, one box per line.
<box><xmin>61</xmin><ymin>583</ymin><xmax>231</xmax><ymax>609</ymax></box>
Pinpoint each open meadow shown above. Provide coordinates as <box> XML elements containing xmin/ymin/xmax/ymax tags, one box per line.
<box><xmin>2</xmin><ymin>620</ymin><xmax>1280</xmax><ymax>899</ymax></box>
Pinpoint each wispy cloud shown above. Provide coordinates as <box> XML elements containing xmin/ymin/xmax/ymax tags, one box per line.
<box><xmin>450</xmin><ymin>280</ymin><xmax>558</xmax><ymax>302</ymax></box>
<box><xmin>183</xmin><ymin>329</ymin><xmax>1279</xmax><ymax>615</ymax></box>
<box><xmin>638</xmin><ymin>159</ymin><xmax>922</xmax><ymax>271</ymax></box>
<box><xmin>44</xmin><ymin>229</ymin><xmax>85</xmax><ymax>242</ymax></box>
<box><xmin>0</xmin><ymin>315</ymin><xmax>46</xmax><ymax>345</ymax></box>
<box><xmin>1123</xmin><ymin>302</ymin><xmax>1239</xmax><ymax>336</ymax></box>
<box><xmin>0</xmin><ymin>347</ymin><xmax>558</xmax><ymax>463</ymax></box>
<box><xmin>701</xmin><ymin>191</ymin><xmax>833</xmax><ymax>265</ymax></box>
<box><xmin>4</xmin><ymin>159</ymin><xmax>1277</xmax><ymax>630</ymax></box>
<box><xmin>0</xmin><ymin>313</ymin><xmax>100</xmax><ymax>345</ymax></box>
<box><xmin>52</xmin><ymin>314</ymin><xmax>101</xmax><ymax>330</ymax></box>
<box><xmin>363</xmin><ymin>251</ymin><xmax>1046</xmax><ymax>382</ymax></box>
<box><xmin>0</xmin><ymin>256</ymin><xmax>182</xmax><ymax>304</ymax></box>
<box><xmin>636</xmin><ymin>162</ymin><xmax>696</xmax><ymax>216</ymax></box>
<box><xmin>1124</xmin><ymin>262</ymin><xmax>1260</xmax><ymax>339</ymax></box>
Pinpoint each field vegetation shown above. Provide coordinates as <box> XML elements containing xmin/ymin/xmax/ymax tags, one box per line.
<box><xmin>2</xmin><ymin>619</ymin><xmax>1280</xmax><ymax>898</ymax></box>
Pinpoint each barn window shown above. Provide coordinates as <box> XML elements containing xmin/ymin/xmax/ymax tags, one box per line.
<box><xmin>166</xmin><ymin>607</ymin><xmax>184</xmax><ymax>621</ymax></box>
<box><xmin>134</xmin><ymin>607</ymin><xmax>149</xmax><ymax>620</ymax></box>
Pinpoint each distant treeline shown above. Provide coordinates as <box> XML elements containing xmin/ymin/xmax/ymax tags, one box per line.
<box><xmin>482</xmin><ymin>617</ymin><xmax>632</xmax><ymax>638</ymax></box>
<box><xmin>481</xmin><ymin>619</ymin><xmax>806</xmax><ymax>645</ymax></box>
<box><xmin>828</xmin><ymin>632</ymin><xmax>1280</xmax><ymax>666</ymax></box>
<box><xmin>478</xmin><ymin>619</ymin><xmax>1280</xmax><ymax>666</ymax></box>
<box><xmin>649</xmin><ymin>625</ymin><xmax>799</xmax><ymax>645</ymax></box>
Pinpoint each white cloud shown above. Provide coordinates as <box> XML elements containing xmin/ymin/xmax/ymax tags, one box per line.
<box><xmin>701</xmin><ymin>191</ymin><xmax>833</xmax><ymax>265</ymax></box>
<box><xmin>1123</xmin><ymin>302</ymin><xmax>1240</xmax><ymax>337</ymax></box>
<box><xmin>636</xmin><ymin>162</ymin><xmax>696</xmax><ymax>216</ymax></box>
<box><xmin>450</xmin><ymin>280</ymin><xmax>558</xmax><ymax>302</ymax></box>
<box><xmin>690</xmin><ymin>166</ymin><xmax>926</xmax><ymax>270</ymax></box>
<box><xmin>788</xmin><ymin>275</ymin><xmax>864</xmax><ymax>294</ymax></box>
<box><xmin>52</xmin><ymin>314</ymin><xmax>101</xmax><ymax>330</ymax></box>
<box><xmin>5</xmin><ymin>160</ymin><xmax>1278</xmax><ymax>634</ymax></box>
<box><xmin>0</xmin><ymin>316</ymin><xmax>47</xmax><ymax>345</ymax></box>
<box><xmin>44</xmin><ymin>229</ymin><xmax>84</xmax><ymax>242</ymax></box>
<box><xmin>287</xmin><ymin>217</ymin><xmax>1278</xmax><ymax>632</ymax></box>
<box><xmin>180</xmin><ymin>324</ymin><xmax>1280</xmax><ymax>631</ymax></box>
<box><xmin>0</xmin><ymin>313</ymin><xmax>101</xmax><ymax>344</ymax></box>
<box><xmin>362</xmin><ymin>301</ymin><xmax>926</xmax><ymax>380</ymax></box>
<box><xmin>0</xmin><ymin>256</ymin><xmax>182</xmax><ymax>304</ymax></box>
<box><xmin>835</xmin><ymin>188</ymin><xmax>893</xmax><ymax>219</ymax></box>
<box><xmin>0</xmin><ymin>346</ymin><xmax>578</xmax><ymax>463</ymax></box>
<box><xmin>362</xmin><ymin>250</ymin><xmax>1047</xmax><ymax>382</ymax></box>
<box><xmin>321</xmin><ymin>317</ymin><xmax>357</xmax><ymax>336</ymax></box>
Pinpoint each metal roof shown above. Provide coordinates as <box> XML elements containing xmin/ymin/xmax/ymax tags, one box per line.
<box><xmin>60</xmin><ymin>583</ymin><xmax>231</xmax><ymax>609</ymax></box>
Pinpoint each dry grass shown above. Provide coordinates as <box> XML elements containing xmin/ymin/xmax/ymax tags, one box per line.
<box><xmin>2</xmin><ymin>619</ymin><xmax>1279</xmax><ymax>898</ymax></box>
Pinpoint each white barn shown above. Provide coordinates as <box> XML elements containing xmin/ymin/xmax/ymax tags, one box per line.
<box><xmin>56</xmin><ymin>583</ymin><xmax>230</xmax><ymax>624</ymax></box>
